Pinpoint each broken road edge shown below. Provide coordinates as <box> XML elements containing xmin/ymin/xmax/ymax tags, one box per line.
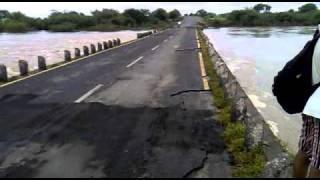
<box><xmin>197</xmin><ymin>26</ymin><xmax>293</xmax><ymax>178</ymax></box>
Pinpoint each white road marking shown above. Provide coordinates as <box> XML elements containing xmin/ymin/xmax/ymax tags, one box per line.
<box><xmin>75</xmin><ymin>84</ymin><xmax>104</xmax><ymax>103</ymax></box>
<box><xmin>126</xmin><ymin>56</ymin><xmax>144</xmax><ymax>68</ymax></box>
<box><xmin>163</xmin><ymin>39</ymin><xmax>168</xmax><ymax>42</ymax></box>
<box><xmin>151</xmin><ymin>45</ymin><xmax>160</xmax><ymax>51</ymax></box>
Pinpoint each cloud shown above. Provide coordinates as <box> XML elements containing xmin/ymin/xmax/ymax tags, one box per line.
<box><xmin>0</xmin><ymin>2</ymin><xmax>319</xmax><ymax>18</ymax></box>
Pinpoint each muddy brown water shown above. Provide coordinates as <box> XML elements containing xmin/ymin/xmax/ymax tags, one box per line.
<box><xmin>204</xmin><ymin>26</ymin><xmax>317</xmax><ymax>153</ymax></box>
<box><xmin>0</xmin><ymin>30</ymin><xmax>148</xmax><ymax>77</ymax></box>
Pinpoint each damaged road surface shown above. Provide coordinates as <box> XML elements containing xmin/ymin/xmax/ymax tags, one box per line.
<box><xmin>0</xmin><ymin>99</ymin><xmax>230</xmax><ymax>178</ymax></box>
<box><xmin>0</xmin><ymin>16</ymin><xmax>231</xmax><ymax>178</ymax></box>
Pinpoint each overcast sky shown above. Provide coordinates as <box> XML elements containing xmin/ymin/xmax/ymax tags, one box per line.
<box><xmin>0</xmin><ymin>2</ymin><xmax>319</xmax><ymax>18</ymax></box>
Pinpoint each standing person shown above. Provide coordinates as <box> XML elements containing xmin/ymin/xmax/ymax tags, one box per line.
<box><xmin>294</xmin><ymin>25</ymin><xmax>320</xmax><ymax>178</ymax></box>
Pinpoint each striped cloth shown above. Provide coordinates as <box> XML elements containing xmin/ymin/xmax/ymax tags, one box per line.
<box><xmin>299</xmin><ymin>114</ymin><xmax>320</xmax><ymax>169</ymax></box>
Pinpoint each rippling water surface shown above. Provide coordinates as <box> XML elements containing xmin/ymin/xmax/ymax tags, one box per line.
<box><xmin>204</xmin><ymin>26</ymin><xmax>317</xmax><ymax>152</ymax></box>
<box><xmin>0</xmin><ymin>30</ymin><xmax>148</xmax><ymax>77</ymax></box>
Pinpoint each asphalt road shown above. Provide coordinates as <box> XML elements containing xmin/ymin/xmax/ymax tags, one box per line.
<box><xmin>0</xmin><ymin>16</ymin><xmax>231</xmax><ymax>178</ymax></box>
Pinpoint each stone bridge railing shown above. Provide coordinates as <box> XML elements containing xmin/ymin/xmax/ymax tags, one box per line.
<box><xmin>200</xmin><ymin>30</ymin><xmax>293</xmax><ymax>178</ymax></box>
<box><xmin>0</xmin><ymin>38</ymin><xmax>122</xmax><ymax>82</ymax></box>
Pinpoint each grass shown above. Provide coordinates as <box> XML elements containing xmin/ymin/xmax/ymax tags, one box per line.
<box><xmin>198</xmin><ymin>28</ymin><xmax>266</xmax><ymax>178</ymax></box>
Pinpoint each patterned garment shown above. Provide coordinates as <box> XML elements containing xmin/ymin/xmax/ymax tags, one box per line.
<box><xmin>299</xmin><ymin>114</ymin><xmax>320</xmax><ymax>169</ymax></box>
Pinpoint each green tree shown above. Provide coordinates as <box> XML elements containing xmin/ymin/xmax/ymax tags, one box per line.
<box><xmin>123</xmin><ymin>9</ymin><xmax>147</xmax><ymax>25</ymax></box>
<box><xmin>92</xmin><ymin>9</ymin><xmax>120</xmax><ymax>24</ymax></box>
<box><xmin>206</xmin><ymin>16</ymin><xmax>228</xmax><ymax>26</ymax></box>
<box><xmin>0</xmin><ymin>10</ymin><xmax>10</xmax><ymax>20</ymax></box>
<box><xmin>298</xmin><ymin>3</ymin><xmax>318</xmax><ymax>13</ymax></box>
<box><xmin>275</xmin><ymin>12</ymin><xmax>294</xmax><ymax>24</ymax></box>
<box><xmin>140</xmin><ymin>9</ymin><xmax>151</xmax><ymax>17</ymax></box>
<box><xmin>48</xmin><ymin>22</ymin><xmax>77</xmax><ymax>32</ymax></box>
<box><xmin>228</xmin><ymin>9</ymin><xmax>260</xmax><ymax>26</ymax></box>
<box><xmin>312</xmin><ymin>11</ymin><xmax>320</xmax><ymax>24</ymax></box>
<box><xmin>196</xmin><ymin>9</ymin><xmax>208</xmax><ymax>17</ymax></box>
<box><xmin>206</xmin><ymin>12</ymin><xmax>216</xmax><ymax>18</ymax></box>
<box><xmin>3</xmin><ymin>20</ymin><xmax>29</xmax><ymax>33</ymax></box>
<box><xmin>9</xmin><ymin>12</ymin><xmax>28</xmax><ymax>21</ymax></box>
<box><xmin>47</xmin><ymin>11</ymin><xmax>94</xmax><ymax>31</ymax></box>
<box><xmin>152</xmin><ymin>8</ymin><xmax>168</xmax><ymax>21</ymax></box>
<box><xmin>28</xmin><ymin>18</ymin><xmax>46</xmax><ymax>30</ymax></box>
<box><xmin>168</xmin><ymin>9</ymin><xmax>181</xmax><ymax>20</ymax></box>
<box><xmin>253</xmin><ymin>4</ymin><xmax>272</xmax><ymax>13</ymax></box>
<box><xmin>288</xmin><ymin>9</ymin><xmax>295</xmax><ymax>13</ymax></box>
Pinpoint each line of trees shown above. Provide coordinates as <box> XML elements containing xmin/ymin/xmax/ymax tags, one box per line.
<box><xmin>198</xmin><ymin>3</ymin><xmax>320</xmax><ymax>27</ymax></box>
<box><xmin>0</xmin><ymin>8</ymin><xmax>182</xmax><ymax>33</ymax></box>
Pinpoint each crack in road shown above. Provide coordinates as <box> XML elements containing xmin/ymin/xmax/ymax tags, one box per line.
<box><xmin>183</xmin><ymin>151</ymin><xmax>209</xmax><ymax>178</ymax></box>
<box><xmin>0</xmin><ymin>17</ymin><xmax>232</xmax><ymax>178</ymax></box>
<box><xmin>170</xmin><ymin>89</ymin><xmax>211</xmax><ymax>97</ymax></box>
<box><xmin>175</xmin><ymin>48</ymin><xmax>201</xmax><ymax>51</ymax></box>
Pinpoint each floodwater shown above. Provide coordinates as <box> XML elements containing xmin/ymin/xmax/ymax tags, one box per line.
<box><xmin>204</xmin><ymin>26</ymin><xmax>317</xmax><ymax>153</ymax></box>
<box><xmin>0</xmin><ymin>30</ymin><xmax>148</xmax><ymax>77</ymax></box>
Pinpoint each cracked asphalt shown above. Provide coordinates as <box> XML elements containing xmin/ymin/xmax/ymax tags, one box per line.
<box><xmin>0</xmin><ymin>16</ymin><xmax>231</xmax><ymax>178</ymax></box>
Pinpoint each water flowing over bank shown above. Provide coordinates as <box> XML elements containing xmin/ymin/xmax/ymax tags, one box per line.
<box><xmin>0</xmin><ymin>30</ymin><xmax>148</xmax><ymax>77</ymax></box>
<box><xmin>204</xmin><ymin>26</ymin><xmax>317</xmax><ymax>152</ymax></box>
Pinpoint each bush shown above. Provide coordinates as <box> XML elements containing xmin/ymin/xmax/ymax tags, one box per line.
<box><xmin>313</xmin><ymin>11</ymin><xmax>320</xmax><ymax>24</ymax></box>
<box><xmin>0</xmin><ymin>22</ymin><xmax>3</xmax><ymax>31</ymax></box>
<box><xmin>206</xmin><ymin>16</ymin><xmax>229</xmax><ymax>27</ymax></box>
<box><xmin>48</xmin><ymin>22</ymin><xmax>77</xmax><ymax>32</ymax></box>
<box><xmin>203</xmin><ymin>3</ymin><xmax>320</xmax><ymax>27</ymax></box>
<box><xmin>3</xmin><ymin>20</ymin><xmax>29</xmax><ymax>33</ymax></box>
<box><xmin>85</xmin><ymin>23</ymin><xmax>120</xmax><ymax>31</ymax></box>
<box><xmin>223</xmin><ymin>122</ymin><xmax>246</xmax><ymax>152</ymax></box>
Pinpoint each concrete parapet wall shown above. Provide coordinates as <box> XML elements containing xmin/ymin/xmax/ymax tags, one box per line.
<box><xmin>18</xmin><ymin>60</ymin><xmax>28</xmax><ymax>76</ymax></box>
<box><xmin>90</xmin><ymin>44</ymin><xmax>96</xmax><ymax>54</ymax></box>
<box><xmin>83</xmin><ymin>46</ymin><xmax>89</xmax><ymax>56</ymax></box>
<box><xmin>64</xmin><ymin>50</ymin><xmax>71</xmax><ymax>62</ymax></box>
<box><xmin>38</xmin><ymin>56</ymin><xmax>47</xmax><ymax>71</ymax></box>
<box><xmin>201</xmin><ymin>31</ymin><xmax>293</xmax><ymax>178</ymax></box>
<box><xmin>103</xmin><ymin>41</ymin><xmax>108</xmax><ymax>50</ymax></box>
<box><xmin>75</xmin><ymin>48</ymin><xmax>81</xmax><ymax>59</ymax></box>
<box><xmin>0</xmin><ymin>64</ymin><xmax>8</xmax><ymax>82</ymax></box>
<box><xmin>137</xmin><ymin>31</ymin><xmax>153</xmax><ymax>38</ymax></box>
<box><xmin>97</xmin><ymin>43</ymin><xmax>103</xmax><ymax>52</ymax></box>
<box><xmin>0</xmin><ymin>33</ymin><xmax>158</xmax><ymax>87</ymax></box>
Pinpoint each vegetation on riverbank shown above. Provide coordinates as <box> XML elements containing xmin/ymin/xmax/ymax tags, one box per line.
<box><xmin>0</xmin><ymin>8</ymin><xmax>182</xmax><ymax>33</ymax></box>
<box><xmin>197</xmin><ymin>3</ymin><xmax>320</xmax><ymax>27</ymax></box>
<box><xmin>198</xmin><ymin>29</ymin><xmax>266</xmax><ymax>178</ymax></box>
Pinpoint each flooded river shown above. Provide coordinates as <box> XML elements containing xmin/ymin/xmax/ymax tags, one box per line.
<box><xmin>204</xmin><ymin>26</ymin><xmax>317</xmax><ymax>153</ymax></box>
<box><xmin>0</xmin><ymin>30</ymin><xmax>148</xmax><ymax>77</ymax></box>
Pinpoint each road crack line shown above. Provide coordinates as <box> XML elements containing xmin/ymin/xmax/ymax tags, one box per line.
<box><xmin>170</xmin><ymin>89</ymin><xmax>211</xmax><ymax>97</ymax></box>
<box><xmin>183</xmin><ymin>151</ymin><xmax>209</xmax><ymax>178</ymax></box>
